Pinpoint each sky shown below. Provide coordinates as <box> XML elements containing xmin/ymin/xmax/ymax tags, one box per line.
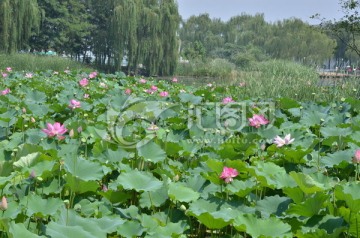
<box><xmin>177</xmin><ymin>0</ymin><xmax>344</xmax><ymax>25</ymax></box>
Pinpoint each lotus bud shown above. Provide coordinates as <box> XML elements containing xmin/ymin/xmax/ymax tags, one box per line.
<box><xmin>0</xmin><ymin>196</ymin><xmax>7</xmax><ymax>210</ymax></box>
<box><xmin>69</xmin><ymin>129</ymin><xmax>74</xmax><ymax>138</ymax></box>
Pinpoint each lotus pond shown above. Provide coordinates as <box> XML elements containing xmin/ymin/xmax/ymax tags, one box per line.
<box><xmin>0</xmin><ymin>68</ymin><xmax>358</xmax><ymax>237</ymax></box>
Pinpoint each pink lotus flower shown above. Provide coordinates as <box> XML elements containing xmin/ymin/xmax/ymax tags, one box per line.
<box><xmin>1</xmin><ymin>88</ymin><xmax>10</xmax><ymax>95</ymax></box>
<box><xmin>0</xmin><ymin>196</ymin><xmax>7</xmax><ymax>210</ymax></box>
<box><xmin>353</xmin><ymin>150</ymin><xmax>360</xmax><ymax>164</ymax></box>
<box><xmin>25</xmin><ymin>73</ymin><xmax>33</xmax><ymax>78</ymax></box>
<box><xmin>125</xmin><ymin>88</ymin><xmax>132</xmax><ymax>95</ymax></box>
<box><xmin>222</xmin><ymin>97</ymin><xmax>234</xmax><ymax>104</ymax></box>
<box><xmin>2</xmin><ymin>73</ymin><xmax>8</xmax><ymax>78</ymax></box>
<box><xmin>139</xmin><ymin>78</ymin><xmax>147</xmax><ymax>84</ymax></box>
<box><xmin>159</xmin><ymin>91</ymin><xmax>169</xmax><ymax>97</ymax></box>
<box><xmin>273</xmin><ymin>134</ymin><xmax>295</xmax><ymax>147</ymax></box>
<box><xmin>42</xmin><ymin>122</ymin><xmax>68</xmax><ymax>139</ymax></box>
<box><xmin>79</xmin><ymin>78</ymin><xmax>89</xmax><ymax>87</ymax></box>
<box><xmin>77</xmin><ymin>126</ymin><xmax>83</xmax><ymax>133</ymax></box>
<box><xmin>6</xmin><ymin>67</ymin><xmax>12</xmax><ymax>72</ymax></box>
<box><xmin>89</xmin><ymin>71</ymin><xmax>98</xmax><ymax>78</ymax></box>
<box><xmin>151</xmin><ymin>85</ymin><xmax>158</xmax><ymax>91</ymax></box>
<box><xmin>68</xmin><ymin>99</ymin><xmax>81</xmax><ymax>109</ymax></box>
<box><xmin>220</xmin><ymin>166</ymin><xmax>239</xmax><ymax>183</ymax></box>
<box><xmin>248</xmin><ymin>114</ymin><xmax>269</xmax><ymax>128</ymax></box>
<box><xmin>172</xmin><ymin>77</ymin><xmax>178</xmax><ymax>83</ymax></box>
<box><xmin>83</xmin><ymin>94</ymin><xmax>90</xmax><ymax>99</ymax></box>
<box><xmin>102</xmin><ymin>184</ymin><xmax>108</xmax><ymax>192</ymax></box>
<box><xmin>145</xmin><ymin>89</ymin><xmax>154</xmax><ymax>94</ymax></box>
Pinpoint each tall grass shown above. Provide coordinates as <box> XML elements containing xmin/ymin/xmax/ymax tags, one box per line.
<box><xmin>175</xmin><ymin>59</ymin><xmax>360</xmax><ymax>102</ymax></box>
<box><xmin>234</xmin><ymin>60</ymin><xmax>360</xmax><ymax>102</ymax></box>
<box><xmin>0</xmin><ymin>53</ymin><xmax>94</xmax><ymax>72</ymax></box>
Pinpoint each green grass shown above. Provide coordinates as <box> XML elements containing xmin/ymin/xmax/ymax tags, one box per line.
<box><xmin>0</xmin><ymin>53</ymin><xmax>94</xmax><ymax>72</ymax></box>
<box><xmin>175</xmin><ymin>59</ymin><xmax>360</xmax><ymax>102</ymax></box>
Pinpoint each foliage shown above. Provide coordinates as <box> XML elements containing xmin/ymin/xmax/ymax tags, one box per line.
<box><xmin>0</xmin><ymin>53</ymin><xmax>94</xmax><ymax>72</ymax></box>
<box><xmin>180</xmin><ymin>13</ymin><xmax>335</xmax><ymax>66</ymax></box>
<box><xmin>0</xmin><ymin>0</ymin><xmax>40</xmax><ymax>53</ymax></box>
<box><xmin>0</xmin><ymin>67</ymin><xmax>357</xmax><ymax>237</ymax></box>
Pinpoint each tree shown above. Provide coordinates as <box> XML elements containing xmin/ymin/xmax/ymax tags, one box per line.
<box><xmin>0</xmin><ymin>0</ymin><xmax>40</xmax><ymax>53</ymax></box>
<box><xmin>29</xmin><ymin>0</ymin><xmax>92</xmax><ymax>60</ymax></box>
<box><xmin>318</xmin><ymin>0</ymin><xmax>360</xmax><ymax>58</ymax></box>
<box><xmin>112</xmin><ymin>0</ymin><xmax>180</xmax><ymax>76</ymax></box>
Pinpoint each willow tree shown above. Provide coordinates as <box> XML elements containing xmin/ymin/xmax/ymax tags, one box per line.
<box><xmin>0</xmin><ymin>0</ymin><xmax>40</xmax><ymax>53</ymax></box>
<box><xmin>112</xmin><ymin>0</ymin><xmax>180</xmax><ymax>76</ymax></box>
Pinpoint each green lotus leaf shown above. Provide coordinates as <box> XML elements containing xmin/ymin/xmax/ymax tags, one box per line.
<box><xmin>65</xmin><ymin>173</ymin><xmax>99</xmax><ymax>194</ymax></box>
<box><xmin>233</xmin><ymin>214</ymin><xmax>292</xmax><ymax>238</ymax></box>
<box><xmin>290</xmin><ymin>171</ymin><xmax>325</xmax><ymax>194</ymax></box>
<box><xmin>287</xmin><ymin>192</ymin><xmax>329</xmax><ymax>217</ymax></box>
<box><xmin>335</xmin><ymin>182</ymin><xmax>360</xmax><ymax>213</ymax></box>
<box><xmin>256</xmin><ymin>195</ymin><xmax>292</xmax><ymax>218</ymax></box>
<box><xmin>137</xmin><ymin>141</ymin><xmax>166</xmax><ymax>163</ymax></box>
<box><xmin>9</xmin><ymin>222</ymin><xmax>45</xmax><ymax>238</ymax></box>
<box><xmin>117</xmin><ymin>220</ymin><xmax>145</xmax><ymax>237</ymax></box>
<box><xmin>116</xmin><ymin>170</ymin><xmax>162</xmax><ymax>192</ymax></box>
<box><xmin>64</xmin><ymin>156</ymin><xmax>103</xmax><ymax>181</ymax></box>
<box><xmin>139</xmin><ymin>186</ymin><xmax>168</xmax><ymax>208</ymax></box>
<box><xmin>168</xmin><ymin>183</ymin><xmax>199</xmax><ymax>203</ymax></box>
<box><xmin>22</xmin><ymin>194</ymin><xmax>63</xmax><ymax>217</ymax></box>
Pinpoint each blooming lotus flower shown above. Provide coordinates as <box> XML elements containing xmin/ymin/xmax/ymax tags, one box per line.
<box><xmin>68</xmin><ymin>99</ymin><xmax>81</xmax><ymax>109</ymax></box>
<box><xmin>147</xmin><ymin>123</ymin><xmax>159</xmax><ymax>131</ymax></box>
<box><xmin>89</xmin><ymin>71</ymin><xmax>97</xmax><ymax>78</ymax></box>
<box><xmin>83</xmin><ymin>93</ymin><xmax>89</xmax><ymax>99</ymax></box>
<box><xmin>1</xmin><ymin>88</ymin><xmax>10</xmax><ymax>95</ymax></box>
<box><xmin>42</xmin><ymin>122</ymin><xmax>67</xmax><ymax>139</ymax></box>
<box><xmin>139</xmin><ymin>78</ymin><xmax>147</xmax><ymax>84</ymax></box>
<box><xmin>2</xmin><ymin>73</ymin><xmax>8</xmax><ymax>78</ymax></box>
<box><xmin>248</xmin><ymin>114</ymin><xmax>269</xmax><ymax>128</ymax></box>
<box><xmin>0</xmin><ymin>196</ymin><xmax>7</xmax><ymax>210</ymax></box>
<box><xmin>220</xmin><ymin>166</ymin><xmax>238</xmax><ymax>183</ymax></box>
<box><xmin>150</xmin><ymin>85</ymin><xmax>158</xmax><ymax>91</ymax></box>
<box><xmin>222</xmin><ymin>97</ymin><xmax>234</xmax><ymax>104</ymax></box>
<box><xmin>353</xmin><ymin>149</ymin><xmax>360</xmax><ymax>164</ymax></box>
<box><xmin>159</xmin><ymin>91</ymin><xmax>169</xmax><ymax>97</ymax></box>
<box><xmin>25</xmin><ymin>73</ymin><xmax>33</xmax><ymax>78</ymax></box>
<box><xmin>207</xmin><ymin>83</ymin><xmax>213</xmax><ymax>87</ymax></box>
<box><xmin>125</xmin><ymin>89</ymin><xmax>132</xmax><ymax>95</ymax></box>
<box><xmin>99</xmin><ymin>82</ymin><xmax>107</xmax><ymax>88</ymax></box>
<box><xmin>273</xmin><ymin>134</ymin><xmax>295</xmax><ymax>147</ymax></box>
<box><xmin>6</xmin><ymin>67</ymin><xmax>12</xmax><ymax>72</ymax></box>
<box><xmin>79</xmin><ymin>78</ymin><xmax>89</xmax><ymax>87</ymax></box>
<box><xmin>172</xmin><ymin>77</ymin><xmax>178</xmax><ymax>83</ymax></box>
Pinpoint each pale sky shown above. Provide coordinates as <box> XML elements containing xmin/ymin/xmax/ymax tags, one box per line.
<box><xmin>177</xmin><ymin>0</ymin><xmax>343</xmax><ymax>24</ymax></box>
